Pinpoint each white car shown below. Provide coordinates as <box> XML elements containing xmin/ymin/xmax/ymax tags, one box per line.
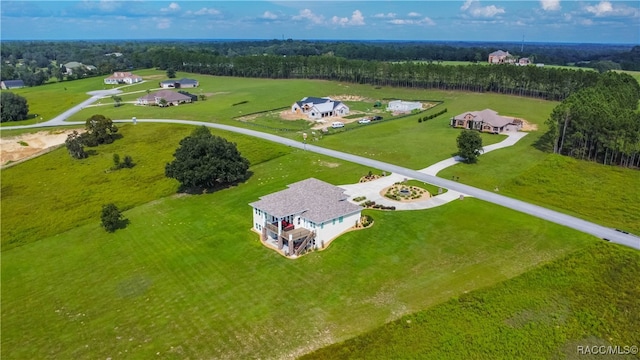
<box><xmin>331</xmin><ymin>122</ymin><xmax>345</xmax><ymax>128</ymax></box>
<box><xmin>358</xmin><ymin>118</ymin><xmax>371</xmax><ymax>124</ymax></box>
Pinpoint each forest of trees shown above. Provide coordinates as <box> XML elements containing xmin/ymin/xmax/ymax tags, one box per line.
<box><xmin>543</xmin><ymin>72</ymin><xmax>640</xmax><ymax>168</ymax></box>
<box><xmin>2</xmin><ymin>40</ymin><xmax>638</xmax><ymax>168</ymax></box>
<box><xmin>1</xmin><ymin>40</ymin><xmax>638</xmax><ymax>86</ymax></box>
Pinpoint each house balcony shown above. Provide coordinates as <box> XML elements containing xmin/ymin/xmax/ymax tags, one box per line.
<box><xmin>265</xmin><ymin>222</ymin><xmax>312</xmax><ymax>242</ymax></box>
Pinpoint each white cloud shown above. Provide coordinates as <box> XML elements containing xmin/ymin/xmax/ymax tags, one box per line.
<box><xmin>157</xmin><ymin>18</ymin><xmax>171</xmax><ymax>29</ymax></box>
<box><xmin>583</xmin><ymin>1</ymin><xmax>639</xmax><ymax>17</ymax></box>
<box><xmin>461</xmin><ymin>0</ymin><xmax>474</xmax><ymax>11</ymax></box>
<box><xmin>585</xmin><ymin>1</ymin><xmax>613</xmax><ymax>16</ymax></box>
<box><xmin>160</xmin><ymin>2</ymin><xmax>180</xmax><ymax>12</ymax></box>
<box><xmin>332</xmin><ymin>10</ymin><xmax>365</xmax><ymax>26</ymax></box>
<box><xmin>460</xmin><ymin>0</ymin><xmax>505</xmax><ymax>18</ymax></box>
<box><xmin>374</xmin><ymin>12</ymin><xmax>396</xmax><ymax>19</ymax></box>
<box><xmin>262</xmin><ymin>11</ymin><xmax>278</xmax><ymax>20</ymax></box>
<box><xmin>540</xmin><ymin>0</ymin><xmax>561</xmax><ymax>11</ymax></box>
<box><xmin>292</xmin><ymin>9</ymin><xmax>324</xmax><ymax>24</ymax></box>
<box><xmin>187</xmin><ymin>7</ymin><xmax>220</xmax><ymax>16</ymax></box>
<box><xmin>408</xmin><ymin>12</ymin><xmax>421</xmax><ymax>18</ymax></box>
<box><xmin>388</xmin><ymin>17</ymin><xmax>435</xmax><ymax>26</ymax></box>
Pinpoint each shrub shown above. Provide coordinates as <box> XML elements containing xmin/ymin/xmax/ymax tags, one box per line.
<box><xmin>100</xmin><ymin>203</ymin><xmax>128</xmax><ymax>232</ymax></box>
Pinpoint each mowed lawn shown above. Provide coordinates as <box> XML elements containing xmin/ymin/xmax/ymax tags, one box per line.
<box><xmin>302</xmin><ymin>241</ymin><xmax>640</xmax><ymax>360</ymax></box>
<box><xmin>0</xmin><ymin>123</ymin><xmax>293</xmax><ymax>250</ymax></box>
<box><xmin>1</xmin><ymin>171</ymin><xmax>596</xmax><ymax>359</ymax></box>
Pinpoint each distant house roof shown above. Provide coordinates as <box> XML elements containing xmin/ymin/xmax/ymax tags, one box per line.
<box><xmin>453</xmin><ymin>109</ymin><xmax>513</xmax><ymax>128</ymax></box>
<box><xmin>296</xmin><ymin>97</ymin><xmax>346</xmax><ymax>112</ymax></box>
<box><xmin>250</xmin><ymin>178</ymin><xmax>361</xmax><ymax>223</ymax></box>
<box><xmin>106</xmin><ymin>72</ymin><xmax>142</xmax><ymax>80</ymax></box>
<box><xmin>489</xmin><ymin>50</ymin><xmax>510</xmax><ymax>57</ymax></box>
<box><xmin>64</xmin><ymin>61</ymin><xmax>83</xmax><ymax>69</ymax></box>
<box><xmin>138</xmin><ymin>90</ymin><xmax>192</xmax><ymax>103</ymax></box>
<box><xmin>177</xmin><ymin>78</ymin><xmax>198</xmax><ymax>85</ymax></box>
<box><xmin>1</xmin><ymin>80</ymin><xmax>25</xmax><ymax>89</ymax></box>
<box><xmin>161</xmin><ymin>78</ymin><xmax>198</xmax><ymax>86</ymax></box>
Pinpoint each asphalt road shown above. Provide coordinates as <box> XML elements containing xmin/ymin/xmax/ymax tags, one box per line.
<box><xmin>4</xmin><ymin>114</ymin><xmax>639</xmax><ymax>250</ymax></box>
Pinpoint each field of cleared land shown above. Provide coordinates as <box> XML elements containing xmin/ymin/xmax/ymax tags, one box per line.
<box><xmin>302</xmin><ymin>242</ymin><xmax>640</xmax><ymax>360</ymax></box>
<box><xmin>2</xmin><ymin>70</ymin><xmax>638</xmax><ymax>358</ymax></box>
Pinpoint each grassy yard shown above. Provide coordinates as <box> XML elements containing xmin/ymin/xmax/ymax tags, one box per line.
<box><xmin>439</xmin><ymin>151</ymin><xmax>640</xmax><ymax>234</ymax></box>
<box><xmin>0</xmin><ymin>123</ymin><xmax>295</xmax><ymax>250</ymax></box>
<box><xmin>1</xmin><ymin>182</ymin><xmax>595</xmax><ymax>359</ymax></box>
<box><xmin>2</xmin><ymin>74</ymin><xmax>632</xmax><ymax>359</ymax></box>
<box><xmin>302</xmin><ymin>241</ymin><xmax>640</xmax><ymax>360</ymax></box>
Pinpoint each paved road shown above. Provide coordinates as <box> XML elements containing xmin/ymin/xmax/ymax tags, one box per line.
<box><xmin>4</xmin><ymin>115</ymin><xmax>638</xmax><ymax>250</ymax></box>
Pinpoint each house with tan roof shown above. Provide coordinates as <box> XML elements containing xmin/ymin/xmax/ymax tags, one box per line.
<box><xmin>488</xmin><ymin>50</ymin><xmax>516</xmax><ymax>64</ymax></box>
<box><xmin>249</xmin><ymin>178</ymin><xmax>362</xmax><ymax>257</ymax></box>
<box><xmin>104</xmin><ymin>72</ymin><xmax>143</xmax><ymax>85</ymax></box>
<box><xmin>450</xmin><ymin>109</ymin><xmax>522</xmax><ymax>134</ymax></box>
<box><xmin>137</xmin><ymin>90</ymin><xmax>192</xmax><ymax>107</ymax></box>
<box><xmin>292</xmin><ymin>97</ymin><xmax>349</xmax><ymax>120</ymax></box>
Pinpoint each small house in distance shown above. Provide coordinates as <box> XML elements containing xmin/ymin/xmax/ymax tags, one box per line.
<box><xmin>159</xmin><ymin>78</ymin><xmax>199</xmax><ymax>89</ymax></box>
<box><xmin>451</xmin><ymin>109</ymin><xmax>522</xmax><ymax>134</ymax></box>
<box><xmin>104</xmin><ymin>72</ymin><xmax>143</xmax><ymax>85</ymax></box>
<box><xmin>0</xmin><ymin>80</ymin><xmax>25</xmax><ymax>89</ymax></box>
<box><xmin>292</xmin><ymin>97</ymin><xmax>349</xmax><ymax>120</ymax></box>
<box><xmin>137</xmin><ymin>90</ymin><xmax>192</xmax><ymax>107</ymax></box>
<box><xmin>249</xmin><ymin>178</ymin><xmax>362</xmax><ymax>258</ymax></box>
<box><xmin>488</xmin><ymin>50</ymin><xmax>516</xmax><ymax>64</ymax></box>
<box><xmin>387</xmin><ymin>100</ymin><xmax>422</xmax><ymax>113</ymax></box>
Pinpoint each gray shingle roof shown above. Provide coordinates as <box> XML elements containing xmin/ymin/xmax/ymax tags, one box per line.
<box><xmin>453</xmin><ymin>109</ymin><xmax>513</xmax><ymax>128</ymax></box>
<box><xmin>250</xmin><ymin>178</ymin><xmax>361</xmax><ymax>223</ymax></box>
<box><xmin>1</xmin><ymin>80</ymin><xmax>25</xmax><ymax>88</ymax></box>
<box><xmin>138</xmin><ymin>90</ymin><xmax>191</xmax><ymax>103</ymax></box>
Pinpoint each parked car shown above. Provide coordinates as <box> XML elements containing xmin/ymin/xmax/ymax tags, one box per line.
<box><xmin>358</xmin><ymin>118</ymin><xmax>371</xmax><ymax>124</ymax></box>
<box><xmin>331</xmin><ymin>121</ymin><xmax>345</xmax><ymax>128</ymax></box>
<box><xmin>372</xmin><ymin>116</ymin><xmax>383</xmax><ymax>121</ymax></box>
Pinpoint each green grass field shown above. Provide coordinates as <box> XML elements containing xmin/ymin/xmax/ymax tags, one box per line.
<box><xmin>1</xmin><ymin>180</ymin><xmax>595</xmax><ymax>359</ymax></box>
<box><xmin>302</xmin><ymin>241</ymin><xmax>640</xmax><ymax>360</ymax></box>
<box><xmin>2</xmin><ymin>72</ymin><xmax>638</xmax><ymax>359</ymax></box>
<box><xmin>0</xmin><ymin>123</ymin><xmax>295</xmax><ymax>250</ymax></box>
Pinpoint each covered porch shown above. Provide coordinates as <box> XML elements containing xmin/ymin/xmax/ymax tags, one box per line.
<box><xmin>263</xmin><ymin>222</ymin><xmax>316</xmax><ymax>257</ymax></box>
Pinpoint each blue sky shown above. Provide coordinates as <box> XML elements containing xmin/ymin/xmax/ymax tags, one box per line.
<box><xmin>1</xmin><ymin>1</ymin><xmax>638</xmax><ymax>44</ymax></box>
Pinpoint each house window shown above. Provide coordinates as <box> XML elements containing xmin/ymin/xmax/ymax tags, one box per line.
<box><xmin>332</xmin><ymin>219</ymin><xmax>336</xmax><ymax>225</ymax></box>
<box><xmin>297</xmin><ymin>217</ymin><xmax>301</xmax><ymax>225</ymax></box>
<box><xmin>321</xmin><ymin>223</ymin><xmax>324</xmax><ymax>229</ymax></box>
<box><xmin>339</xmin><ymin>216</ymin><xmax>343</xmax><ymax>223</ymax></box>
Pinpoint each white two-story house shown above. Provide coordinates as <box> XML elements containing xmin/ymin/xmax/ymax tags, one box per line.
<box><xmin>249</xmin><ymin>178</ymin><xmax>362</xmax><ymax>257</ymax></box>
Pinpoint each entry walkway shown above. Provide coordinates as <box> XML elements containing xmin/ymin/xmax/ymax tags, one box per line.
<box><xmin>339</xmin><ymin>132</ymin><xmax>528</xmax><ymax>210</ymax></box>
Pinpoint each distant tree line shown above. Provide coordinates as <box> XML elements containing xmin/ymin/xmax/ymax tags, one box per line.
<box><xmin>1</xmin><ymin>40</ymin><xmax>638</xmax><ymax>84</ymax></box>
<box><xmin>147</xmin><ymin>49</ymin><xmax>600</xmax><ymax>101</ymax></box>
<box><xmin>543</xmin><ymin>72</ymin><xmax>640</xmax><ymax>168</ymax></box>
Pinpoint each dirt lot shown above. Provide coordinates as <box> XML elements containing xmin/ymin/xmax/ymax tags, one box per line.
<box><xmin>0</xmin><ymin>129</ymin><xmax>82</xmax><ymax>166</ymax></box>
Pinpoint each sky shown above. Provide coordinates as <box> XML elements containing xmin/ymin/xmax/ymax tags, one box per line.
<box><xmin>1</xmin><ymin>0</ymin><xmax>638</xmax><ymax>44</ymax></box>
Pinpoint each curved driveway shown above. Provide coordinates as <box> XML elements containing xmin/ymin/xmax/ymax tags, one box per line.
<box><xmin>4</xmin><ymin>112</ymin><xmax>639</xmax><ymax>250</ymax></box>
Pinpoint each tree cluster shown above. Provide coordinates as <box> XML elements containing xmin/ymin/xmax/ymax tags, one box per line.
<box><xmin>165</xmin><ymin>126</ymin><xmax>250</xmax><ymax>192</ymax></box>
<box><xmin>544</xmin><ymin>72</ymin><xmax>640</xmax><ymax>168</ymax></box>
<box><xmin>81</xmin><ymin>114</ymin><xmax>119</xmax><ymax>146</ymax></box>
<box><xmin>64</xmin><ymin>115</ymin><xmax>119</xmax><ymax>159</ymax></box>
<box><xmin>0</xmin><ymin>92</ymin><xmax>29</xmax><ymax>122</ymax></box>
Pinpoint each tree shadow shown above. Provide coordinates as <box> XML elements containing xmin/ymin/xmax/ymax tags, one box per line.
<box><xmin>533</xmin><ymin>131</ymin><xmax>555</xmax><ymax>153</ymax></box>
<box><xmin>178</xmin><ymin>171</ymin><xmax>254</xmax><ymax>195</ymax></box>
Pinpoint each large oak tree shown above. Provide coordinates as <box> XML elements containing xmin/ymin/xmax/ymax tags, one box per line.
<box><xmin>0</xmin><ymin>92</ymin><xmax>29</xmax><ymax>122</ymax></box>
<box><xmin>165</xmin><ymin>126</ymin><xmax>250</xmax><ymax>191</ymax></box>
<box><xmin>457</xmin><ymin>130</ymin><xmax>483</xmax><ymax>164</ymax></box>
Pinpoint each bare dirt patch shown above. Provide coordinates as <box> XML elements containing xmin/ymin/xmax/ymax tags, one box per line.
<box><xmin>0</xmin><ymin>129</ymin><xmax>83</xmax><ymax>166</ymax></box>
<box><xmin>143</xmin><ymin>74</ymin><xmax>165</xmax><ymax>80</ymax></box>
<box><xmin>327</xmin><ymin>94</ymin><xmax>373</xmax><ymax>102</ymax></box>
<box><xmin>519</xmin><ymin>119</ymin><xmax>538</xmax><ymax>131</ymax></box>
